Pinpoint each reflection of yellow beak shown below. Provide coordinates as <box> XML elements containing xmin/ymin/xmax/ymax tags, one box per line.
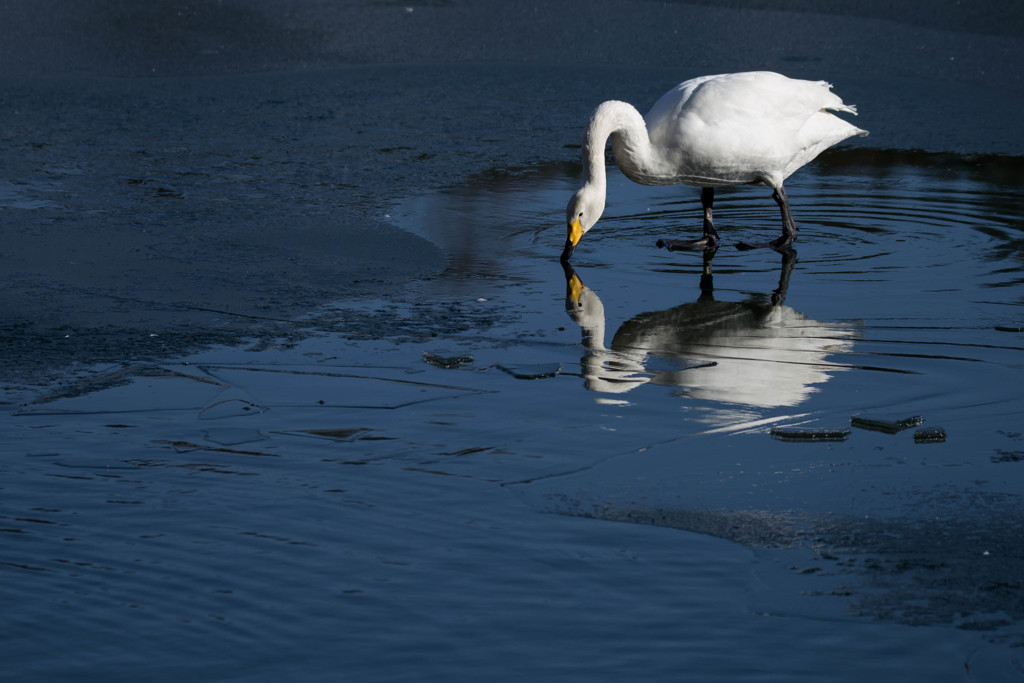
<box><xmin>567</xmin><ymin>272</ymin><xmax>584</xmax><ymax>305</ymax></box>
<box><xmin>560</xmin><ymin>217</ymin><xmax>584</xmax><ymax>262</ymax></box>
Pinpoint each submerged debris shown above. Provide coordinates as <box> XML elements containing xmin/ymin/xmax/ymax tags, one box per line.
<box><xmin>914</xmin><ymin>427</ymin><xmax>947</xmax><ymax>444</ymax></box>
<box><xmin>496</xmin><ymin>363</ymin><xmax>562</xmax><ymax>380</ymax></box>
<box><xmin>198</xmin><ymin>398</ymin><xmax>267</xmax><ymax>420</ymax></box>
<box><xmin>991</xmin><ymin>449</ymin><xmax>1024</xmax><ymax>463</ymax></box>
<box><xmin>203</xmin><ymin>427</ymin><xmax>267</xmax><ymax>446</ymax></box>
<box><xmin>423</xmin><ymin>351</ymin><xmax>474</xmax><ymax>369</ymax></box>
<box><xmin>770</xmin><ymin>427</ymin><xmax>851</xmax><ymax>442</ymax></box>
<box><xmin>24</xmin><ymin>363</ymin><xmax>226</xmax><ymax>406</ymax></box>
<box><xmin>286</xmin><ymin>428</ymin><xmax>370</xmax><ymax>441</ymax></box>
<box><xmin>851</xmin><ymin>414</ymin><xmax>925</xmax><ymax>434</ymax></box>
<box><xmin>153</xmin><ymin>439</ymin><xmax>277</xmax><ymax>457</ymax></box>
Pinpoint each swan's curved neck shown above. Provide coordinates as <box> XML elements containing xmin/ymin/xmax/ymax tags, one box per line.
<box><xmin>581</xmin><ymin>100</ymin><xmax>654</xmax><ymax>188</ymax></box>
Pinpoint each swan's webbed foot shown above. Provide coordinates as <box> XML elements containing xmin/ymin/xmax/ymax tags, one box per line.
<box><xmin>658</xmin><ymin>187</ymin><xmax>720</xmax><ymax>252</ymax></box>
<box><xmin>735</xmin><ymin>234</ymin><xmax>795</xmax><ymax>252</ymax></box>
<box><xmin>769</xmin><ymin>233</ymin><xmax>796</xmax><ymax>251</ymax></box>
<box><xmin>657</xmin><ymin>234</ymin><xmax>720</xmax><ymax>251</ymax></box>
<box><xmin>736</xmin><ymin>185</ymin><xmax>798</xmax><ymax>252</ymax></box>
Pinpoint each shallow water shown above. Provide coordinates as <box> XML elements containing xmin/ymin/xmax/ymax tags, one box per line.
<box><xmin>4</xmin><ymin>149</ymin><xmax>1024</xmax><ymax>681</ymax></box>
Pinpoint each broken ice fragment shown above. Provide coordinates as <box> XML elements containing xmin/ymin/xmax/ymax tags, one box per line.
<box><xmin>423</xmin><ymin>351</ymin><xmax>474</xmax><ymax>369</ymax></box>
<box><xmin>850</xmin><ymin>414</ymin><xmax>925</xmax><ymax>434</ymax></box>
<box><xmin>914</xmin><ymin>427</ymin><xmax>946</xmax><ymax>443</ymax></box>
<box><xmin>770</xmin><ymin>427</ymin><xmax>851</xmax><ymax>442</ymax></box>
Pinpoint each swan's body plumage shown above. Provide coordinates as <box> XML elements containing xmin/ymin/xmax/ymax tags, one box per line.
<box><xmin>562</xmin><ymin>71</ymin><xmax>867</xmax><ymax>260</ymax></box>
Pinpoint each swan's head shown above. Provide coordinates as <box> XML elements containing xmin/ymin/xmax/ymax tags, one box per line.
<box><xmin>561</xmin><ymin>184</ymin><xmax>605</xmax><ymax>261</ymax></box>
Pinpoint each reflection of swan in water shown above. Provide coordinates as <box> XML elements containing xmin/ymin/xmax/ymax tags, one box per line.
<box><xmin>563</xmin><ymin>250</ymin><xmax>858</xmax><ymax>407</ymax></box>
<box><xmin>564</xmin><ymin>265</ymin><xmax>651</xmax><ymax>394</ymax></box>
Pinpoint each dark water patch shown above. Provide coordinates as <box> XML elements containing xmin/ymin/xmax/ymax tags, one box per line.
<box><xmin>808</xmin><ymin>512</ymin><xmax>1024</xmax><ymax>628</ymax></box>
<box><xmin>680</xmin><ymin>0</ymin><xmax>1024</xmax><ymax>38</ymax></box>
<box><xmin>5</xmin><ymin>78</ymin><xmax>1024</xmax><ymax>680</ymax></box>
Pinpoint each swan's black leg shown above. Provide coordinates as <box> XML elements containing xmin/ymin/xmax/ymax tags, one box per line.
<box><xmin>699</xmin><ymin>243</ymin><xmax>716</xmax><ymax>294</ymax></box>
<box><xmin>703</xmin><ymin>187</ymin><xmax>721</xmax><ymax>247</ymax></box>
<box><xmin>770</xmin><ymin>186</ymin><xmax>798</xmax><ymax>250</ymax></box>
<box><xmin>736</xmin><ymin>184</ymin><xmax>798</xmax><ymax>252</ymax></box>
<box><xmin>657</xmin><ymin>187</ymin><xmax>720</xmax><ymax>251</ymax></box>
<box><xmin>771</xmin><ymin>248</ymin><xmax>797</xmax><ymax>306</ymax></box>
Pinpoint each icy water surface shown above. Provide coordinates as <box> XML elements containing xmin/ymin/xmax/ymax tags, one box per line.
<box><xmin>4</xmin><ymin>150</ymin><xmax>1024</xmax><ymax>681</ymax></box>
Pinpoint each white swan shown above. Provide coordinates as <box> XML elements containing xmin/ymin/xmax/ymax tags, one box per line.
<box><xmin>561</xmin><ymin>71</ymin><xmax>867</xmax><ymax>260</ymax></box>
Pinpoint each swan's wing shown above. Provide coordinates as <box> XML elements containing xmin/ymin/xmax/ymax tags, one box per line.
<box><xmin>645</xmin><ymin>72</ymin><xmax>866</xmax><ymax>184</ymax></box>
<box><xmin>650</xmin><ymin>72</ymin><xmax>852</xmax><ymax>133</ymax></box>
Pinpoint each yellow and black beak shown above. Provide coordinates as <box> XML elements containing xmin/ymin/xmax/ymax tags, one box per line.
<box><xmin>560</xmin><ymin>216</ymin><xmax>584</xmax><ymax>262</ymax></box>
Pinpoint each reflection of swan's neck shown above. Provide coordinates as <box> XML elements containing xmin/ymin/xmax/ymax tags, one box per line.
<box><xmin>569</xmin><ymin>287</ymin><xmax>608</xmax><ymax>351</ymax></box>
<box><xmin>568</xmin><ymin>282</ymin><xmax>650</xmax><ymax>394</ymax></box>
<box><xmin>583</xmin><ymin>101</ymin><xmax>657</xmax><ymax>193</ymax></box>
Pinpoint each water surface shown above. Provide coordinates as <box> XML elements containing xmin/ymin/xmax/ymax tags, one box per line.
<box><xmin>396</xmin><ymin>148</ymin><xmax>1024</xmax><ymax>631</ymax></box>
<box><xmin>4</xmin><ymin>149</ymin><xmax>1024</xmax><ymax>681</ymax></box>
